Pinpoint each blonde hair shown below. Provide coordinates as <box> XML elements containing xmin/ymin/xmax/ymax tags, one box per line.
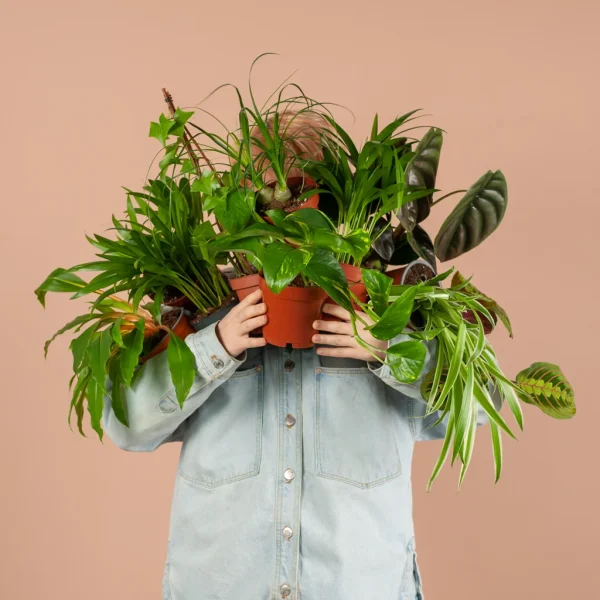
<box><xmin>249</xmin><ymin>106</ymin><xmax>332</xmax><ymax>183</ymax></box>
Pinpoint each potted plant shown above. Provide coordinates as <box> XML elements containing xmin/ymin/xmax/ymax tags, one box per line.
<box><xmin>209</xmin><ymin>207</ymin><xmax>368</xmax><ymax>347</ymax></box>
<box><xmin>34</xmin><ymin>269</ymin><xmax>198</xmax><ymax>441</ymax></box>
<box><xmin>351</xmin><ymin>266</ymin><xmax>575</xmax><ymax>490</ymax></box>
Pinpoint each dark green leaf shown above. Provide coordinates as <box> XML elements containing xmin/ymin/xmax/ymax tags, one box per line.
<box><xmin>263</xmin><ymin>241</ymin><xmax>312</xmax><ymax>294</ymax></box>
<box><xmin>167</xmin><ymin>332</ymin><xmax>197</xmax><ymax>408</ymax></box>
<box><xmin>387</xmin><ymin>340</ymin><xmax>426</xmax><ymax>383</ymax></box>
<box><xmin>368</xmin><ymin>287</ymin><xmax>418</xmax><ymax>340</ymax></box>
<box><xmin>435</xmin><ymin>170</ymin><xmax>508</xmax><ymax>261</ymax></box>
<box><xmin>120</xmin><ymin>318</ymin><xmax>146</xmax><ymax>386</ymax></box>
<box><xmin>361</xmin><ymin>268</ymin><xmax>392</xmax><ymax>316</ymax></box>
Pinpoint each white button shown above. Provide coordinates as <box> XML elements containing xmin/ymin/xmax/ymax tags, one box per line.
<box><xmin>283</xmin><ymin>468</ymin><xmax>295</xmax><ymax>482</ymax></box>
<box><xmin>282</xmin><ymin>526</ymin><xmax>293</xmax><ymax>539</ymax></box>
<box><xmin>280</xmin><ymin>583</ymin><xmax>291</xmax><ymax>596</ymax></box>
<box><xmin>285</xmin><ymin>414</ymin><xmax>296</xmax><ymax>428</ymax></box>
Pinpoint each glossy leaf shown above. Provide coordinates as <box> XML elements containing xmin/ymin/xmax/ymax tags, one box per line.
<box><xmin>406</xmin><ymin>226</ymin><xmax>437</xmax><ymax>273</ymax></box>
<box><xmin>120</xmin><ymin>318</ymin><xmax>146</xmax><ymax>386</ymax></box>
<box><xmin>214</xmin><ymin>189</ymin><xmax>253</xmax><ymax>234</ymax></box>
<box><xmin>371</xmin><ymin>217</ymin><xmax>395</xmax><ymax>261</ymax></box>
<box><xmin>34</xmin><ymin>268</ymin><xmax>88</xmax><ymax>307</ymax></box>
<box><xmin>367</xmin><ymin>287</ymin><xmax>419</xmax><ymax>340</ymax></box>
<box><xmin>400</xmin><ymin>127</ymin><xmax>443</xmax><ymax>228</ymax></box>
<box><xmin>167</xmin><ymin>332</ymin><xmax>197</xmax><ymax>408</ymax></box>
<box><xmin>435</xmin><ymin>170</ymin><xmax>507</xmax><ymax>261</ymax></box>
<box><xmin>85</xmin><ymin>376</ymin><xmax>105</xmax><ymax>441</ymax></box>
<box><xmin>263</xmin><ymin>241</ymin><xmax>312</xmax><ymax>294</ymax></box>
<box><xmin>387</xmin><ymin>341</ymin><xmax>426</xmax><ymax>383</ymax></box>
<box><xmin>361</xmin><ymin>268</ymin><xmax>392</xmax><ymax>317</ymax></box>
<box><xmin>515</xmin><ymin>362</ymin><xmax>575</xmax><ymax>419</ymax></box>
<box><xmin>303</xmin><ymin>250</ymin><xmax>352</xmax><ymax>312</ymax></box>
<box><xmin>108</xmin><ymin>355</ymin><xmax>128</xmax><ymax>427</ymax></box>
<box><xmin>86</xmin><ymin>328</ymin><xmax>113</xmax><ymax>387</ymax></box>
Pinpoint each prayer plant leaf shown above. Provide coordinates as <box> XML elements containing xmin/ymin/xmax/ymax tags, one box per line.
<box><xmin>515</xmin><ymin>362</ymin><xmax>575</xmax><ymax>419</ymax></box>
<box><xmin>434</xmin><ymin>169</ymin><xmax>507</xmax><ymax>262</ymax></box>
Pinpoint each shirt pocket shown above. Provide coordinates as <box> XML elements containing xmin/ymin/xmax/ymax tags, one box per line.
<box><xmin>314</xmin><ymin>365</ymin><xmax>402</xmax><ymax>489</ymax></box>
<box><xmin>177</xmin><ymin>364</ymin><xmax>264</xmax><ymax>489</ymax></box>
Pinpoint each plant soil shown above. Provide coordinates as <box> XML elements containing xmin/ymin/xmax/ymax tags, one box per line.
<box><xmin>188</xmin><ymin>294</ymin><xmax>237</xmax><ymax>327</ymax></box>
<box><xmin>148</xmin><ymin>285</ymin><xmax>185</xmax><ymax>304</ymax></box>
<box><xmin>402</xmin><ymin>262</ymin><xmax>436</xmax><ymax>285</ymax></box>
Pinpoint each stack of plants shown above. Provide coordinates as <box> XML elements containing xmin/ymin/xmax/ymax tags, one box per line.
<box><xmin>36</xmin><ymin>54</ymin><xmax>575</xmax><ymax>490</ymax></box>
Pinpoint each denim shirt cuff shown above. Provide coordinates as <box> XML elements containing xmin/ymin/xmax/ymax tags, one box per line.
<box><xmin>186</xmin><ymin>320</ymin><xmax>246</xmax><ymax>381</ymax></box>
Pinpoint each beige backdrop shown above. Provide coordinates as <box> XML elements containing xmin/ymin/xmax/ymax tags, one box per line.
<box><xmin>2</xmin><ymin>0</ymin><xmax>598</xmax><ymax>598</ymax></box>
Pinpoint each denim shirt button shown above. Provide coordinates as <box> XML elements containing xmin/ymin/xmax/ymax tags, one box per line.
<box><xmin>285</xmin><ymin>414</ymin><xmax>296</xmax><ymax>428</ymax></box>
<box><xmin>282</xmin><ymin>526</ymin><xmax>293</xmax><ymax>539</ymax></box>
<box><xmin>280</xmin><ymin>583</ymin><xmax>291</xmax><ymax>596</ymax></box>
<box><xmin>315</xmin><ymin>367</ymin><xmax>322</xmax><ymax>374</ymax></box>
<box><xmin>211</xmin><ymin>355</ymin><xmax>225</xmax><ymax>369</ymax></box>
<box><xmin>283</xmin><ymin>468</ymin><xmax>295</xmax><ymax>482</ymax></box>
<box><xmin>284</xmin><ymin>359</ymin><xmax>295</xmax><ymax>371</ymax></box>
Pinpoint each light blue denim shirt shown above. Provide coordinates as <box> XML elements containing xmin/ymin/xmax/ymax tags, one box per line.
<box><xmin>102</xmin><ymin>305</ymin><xmax>501</xmax><ymax>600</ymax></box>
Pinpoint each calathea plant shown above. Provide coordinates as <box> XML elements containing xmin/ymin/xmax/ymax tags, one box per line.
<box><xmin>350</xmin><ymin>267</ymin><xmax>575</xmax><ymax>490</ymax></box>
<box><xmin>34</xmin><ymin>269</ymin><xmax>198</xmax><ymax>441</ymax></box>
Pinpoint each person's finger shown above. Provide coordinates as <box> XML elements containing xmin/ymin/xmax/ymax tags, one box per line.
<box><xmin>312</xmin><ymin>333</ymin><xmax>358</xmax><ymax>348</ymax></box>
<box><xmin>241</xmin><ymin>314</ymin><xmax>268</xmax><ymax>334</ymax></box>
<box><xmin>246</xmin><ymin>336</ymin><xmax>267</xmax><ymax>348</ymax></box>
<box><xmin>313</xmin><ymin>319</ymin><xmax>352</xmax><ymax>335</ymax></box>
<box><xmin>237</xmin><ymin>288</ymin><xmax>263</xmax><ymax>308</ymax></box>
<box><xmin>315</xmin><ymin>346</ymin><xmax>364</xmax><ymax>359</ymax></box>
<box><xmin>240</xmin><ymin>302</ymin><xmax>267</xmax><ymax>321</ymax></box>
<box><xmin>321</xmin><ymin>303</ymin><xmax>351</xmax><ymax>321</ymax></box>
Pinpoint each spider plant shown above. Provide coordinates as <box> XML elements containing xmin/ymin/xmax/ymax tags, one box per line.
<box><xmin>34</xmin><ymin>269</ymin><xmax>198</xmax><ymax>441</ymax></box>
<box><xmin>351</xmin><ymin>266</ymin><xmax>575</xmax><ymax>490</ymax></box>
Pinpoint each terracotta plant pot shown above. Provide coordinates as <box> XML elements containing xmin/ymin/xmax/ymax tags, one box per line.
<box><xmin>229</xmin><ymin>273</ymin><xmax>261</xmax><ymax>301</ymax></box>
<box><xmin>322</xmin><ymin>263</ymin><xmax>368</xmax><ymax>322</ymax></box>
<box><xmin>139</xmin><ymin>307</ymin><xmax>196</xmax><ymax>364</ymax></box>
<box><xmin>259</xmin><ymin>276</ymin><xmax>328</xmax><ymax>349</ymax></box>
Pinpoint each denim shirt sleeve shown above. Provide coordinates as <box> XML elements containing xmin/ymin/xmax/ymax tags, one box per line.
<box><xmin>368</xmin><ymin>333</ymin><xmax>504</xmax><ymax>441</ymax></box>
<box><xmin>101</xmin><ymin>320</ymin><xmax>246</xmax><ymax>452</ymax></box>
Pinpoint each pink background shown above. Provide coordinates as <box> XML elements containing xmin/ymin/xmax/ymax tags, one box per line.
<box><xmin>2</xmin><ymin>0</ymin><xmax>599</xmax><ymax>597</ymax></box>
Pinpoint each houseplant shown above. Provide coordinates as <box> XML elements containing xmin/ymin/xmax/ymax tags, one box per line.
<box><xmin>350</xmin><ymin>266</ymin><xmax>575</xmax><ymax>490</ymax></box>
<box><xmin>34</xmin><ymin>268</ymin><xmax>198</xmax><ymax>441</ymax></box>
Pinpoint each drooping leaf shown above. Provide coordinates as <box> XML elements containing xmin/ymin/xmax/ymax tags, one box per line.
<box><xmin>85</xmin><ymin>376</ymin><xmax>106</xmax><ymax>441</ymax></box>
<box><xmin>435</xmin><ymin>170</ymin><xmax>508</xmax><ymax>261</ymax></box>
<box><xmin>451</xmin><ymin>271</ymin><xmax>513</xmax><ymax>337</ymax></box>
<box><xmin>34</xmin><ymin>268</ymin><xmax>89</xmax><ymax>307</ymax></box>
<box><xmin>108</xmin><ymin>354</ymin><xmax>128</xmax><ymax>427</ymax></box>
<box><xmin>361</xmin><ymin>268</ymin><xmax>392</xmax><ymax>317</ymax></box>
<box><xmin>167</xmin><ymin>332</ymin><xmax>197</xmax><ymax>408</ymax></box>
<box><xmin>371</xmin><ymin>217</ymin><xmax>395</xmax><ymax>261</ymax></box>
<box><xmin>86</xmin><ymin>328</ymin><xmax>113</xmax><ymax>386</ymax></box>
<box><xmin>515</xmin><ymin>362</ymin><xmax>575</xmax><ymax>419</ymax></box>
<box><xmin>263</xmin><ymin>241</ymin><xmax>312</xmax><ymax>294</ymax></box>
<box><xmin>120</xmin><ymin>318</ymin><xmax>146</xmax><ymax>386</ymax></box>
<box><xmin>367</xmin><ymin>286</ymin><xmax>419</xmax><ymax>340</ymax></box>
<box><xmin>303</xmin><ymin>249</ymin><xmax>352</xmax><ymax>312</ymax></box>
<box><xmin>406</xmin><ymin>225</ymin><xmax>437</xmax><ymax>273</ymax></box>
<box><xmin>386</xmin><ymin>340</ymin><xmax>426</xmax><ymax>383</ymax></box>
<box><xmin>388</xmin><ymin>234</ymin><xmax>420</xmax><ymax>266</ymax></box>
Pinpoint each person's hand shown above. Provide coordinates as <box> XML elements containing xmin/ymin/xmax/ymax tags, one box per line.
<box><xmin>312</xmin><ymin>303</ymin><xmax>388</xmax><ymax>362</ymax></box>
<box><xmin>215</xmin><ymin>289</ymin><xmax>268</xmax><ymax>358</ymax></box>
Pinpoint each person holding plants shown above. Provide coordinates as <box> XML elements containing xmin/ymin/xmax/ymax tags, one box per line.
<box><xmin>102</xmin><ymin>283</ymin><xmax>502</xmax><ymax>600</ymax></box>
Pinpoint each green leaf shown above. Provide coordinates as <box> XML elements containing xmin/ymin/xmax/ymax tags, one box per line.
<box><xmin>85</xmin><ymin>376</ymin><xmax>105</xmax><ymax>441</ymax></box>
<box><xmin>367</xmin><ymin>287</ymin><xmax>418</xmax><ymax>340</ymax></box>
<box><xmin>86</xmin><ymin>328</ymin><xmax>113</xmax><ymax>385</ymax></box>
<box><xmin>343</xmin><ymin>229</ymin><xmax>371</xmax><ymax>262</ymax></box>
<box><xmin>214</xmin><ymin>189</ymin><xmax>253</xmax><ymax>234</ymax></box>
<box><xmin>426</xmin><ymin>409</ymin><xmax>455</xmax><ymax>492</ymax></box>
<box><xmin>167</xmin><ymin>332</ymin><xmax>197</xmax><ymax>408</ymax></box>
<box><xmin>263</xmin><ymin>241</ymin><xmax>312</xmax><ymax>294</ymax></box>
<box><xmin>148</xmin><ymin>113</ymin><xmax>174</xmax><ymax>146</ymax></box>
<box><xmin>120</xmin><ymin>318</ymin><xmax>146</xmax><ymax>386</ymax></box>
<box><xmin>361</xmin><ymin>268</ymin><xmax>392</xmax><ymax>317</ymax></box>
<box><xmin>489</xmin><ymin>419</ymin><xmax>503</xmax><ymax>484</ymax></box>
<box><xmin>191</xmin><ymin>171</ymin><xmax>219</xmax><ymax>195</ymax></box>
<box><xmin>386</xmin><ymin>341</ymin><xmax>426</xmax><ymax>383</ymax></box>
<box><xmin>34</xmin><ymin>268</ymin><xmax>88</xmax><ymax>307</ymax></box>
<box><xmin>435</xmin><ymin>170</ymin><xmax>508</xmax><ymax>262</ymax></box>
<box><xmin>43</xmin><ymin>313</ymin><xmax>97</xmax><ymax>358</ymax></box>
<box><xmin>452</xmin><ymin>271</ymin><xmax>513</xmax><ymax>337</ymax></box>
<box><xmin>108</xmin><ymin>354</ymin><xmax>128</xmax><ymax>427</ymax></box>
<box><xmin>284</xmin><ymin>208</ymin><xmax>334</xmax><ymax>231</ymax></box>
<box><xmin>303</xmin><ymin>250</ymin><xmax>352</xmax><ymax>312</ymax></box>
<box><xmin>515</xmin><ymin>362</ymin><xmax>575</xmax><ymax>419</ymax></box>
